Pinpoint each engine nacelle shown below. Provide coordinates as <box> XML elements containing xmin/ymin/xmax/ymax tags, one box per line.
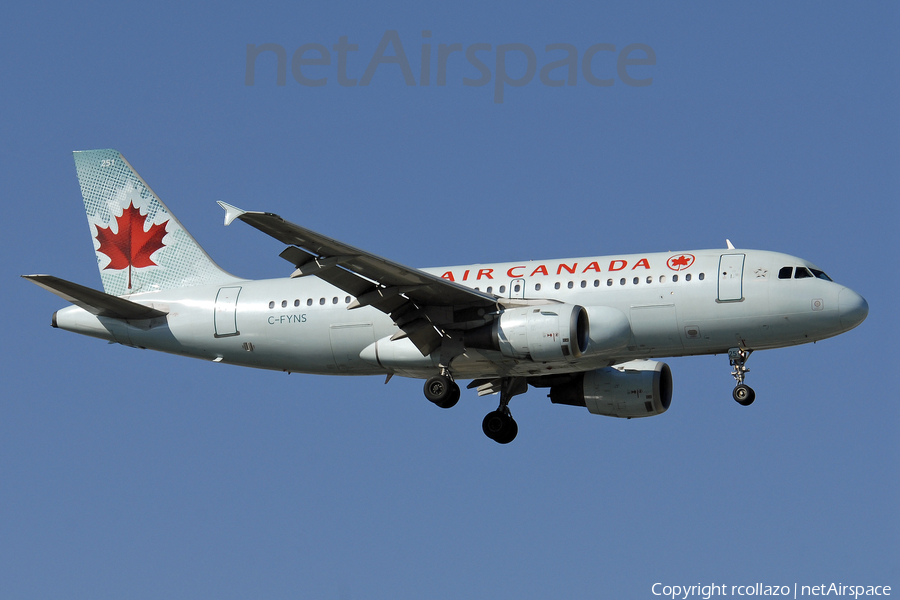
<box><xmin>466</xmin><ymin>304</ymin><xmax>589</xmax><ymax>362</ymax></box>
<box><xmin>549</xmin><ymin>360</ymin><xmax>673</xmax><ymax>418</ymax></box>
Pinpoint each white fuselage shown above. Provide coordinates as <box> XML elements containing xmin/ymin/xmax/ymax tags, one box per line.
<box><xmin>53</xmin><ymin>249</ymin><xmax>867</xmax><ymax>380</ymax></box>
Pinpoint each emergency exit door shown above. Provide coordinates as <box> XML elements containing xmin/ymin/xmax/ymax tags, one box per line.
<box><xmin>509</xmin><ymin>278</ymin><xmax>526</xmax><ymax>299</ymax></box>
<box><xmin>717</xmin><ymin>254</ymin><xmax>745</xmax><ymax>302</ymax></box>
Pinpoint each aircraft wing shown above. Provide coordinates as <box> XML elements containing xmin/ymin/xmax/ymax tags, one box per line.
<box><xmin>218</xmin><ymin>202</ymin><xmax>499</xmax><ymax>355</ymax></box>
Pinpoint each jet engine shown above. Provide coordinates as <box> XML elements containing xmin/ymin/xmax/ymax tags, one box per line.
<box><xmin>465</xmin><ymin>304</ymin><xmax>589</xmax><ymax>362</ymax></box>
<box><xmin>464</xmin><ymin>304</ymin><xmax>632</xmax><ymax>362</ymax></box>
<box><xmin>547</xmin><ymin>359</ymin><xmax>673</xmax><ymax>418</ymax></box>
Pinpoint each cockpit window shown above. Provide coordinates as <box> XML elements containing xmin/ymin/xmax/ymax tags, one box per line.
<box><xmin>794</xmin><ymin>267</ymin><xmax>813</xmax><ymax>279</ymax></box>
<box><xmin>810</xmin><ymin>268</ymin><xmax>832</xmax><ymax>282</ymax></box>
<box><xmin>778</xmin><ymin>267</ymin><xmax>793</xmax><ymax>279</ymax></box>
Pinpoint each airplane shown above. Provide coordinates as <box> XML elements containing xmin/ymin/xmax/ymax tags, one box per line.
<box><xmin>23</xmin><ymin>149</ymin><xmax>869</xmax><ymax>444</ymax></box>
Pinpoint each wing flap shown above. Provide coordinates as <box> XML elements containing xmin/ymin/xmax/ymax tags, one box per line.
<box><xmin>313</xmin><ymin>265</ymin><xmax>382</xmax><ymax>299</ymax></box>
<box><xmin>278</xmin><ymin>245</ymin><xmax>316</xmax><ymax>269</ymax></box>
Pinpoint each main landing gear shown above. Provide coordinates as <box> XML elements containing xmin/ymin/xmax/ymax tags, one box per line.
<box><xmin>728</xmin><ymin>347</ymin><xmax>756</xmax><ymax>406</ymax></box>
<box><xmin>482</xmin><ymin>377</ymin><xmax>527</xmax><ymax>445</ymax></box>
<box><xmin>422</xmin><ymin>373</ymin><xmax>527</xmax><ymax>444</ymax></box>
<box><xmin>423</xmin><ymin>372</ymin><xmax>460</xmax><ymax>409</ymax></box>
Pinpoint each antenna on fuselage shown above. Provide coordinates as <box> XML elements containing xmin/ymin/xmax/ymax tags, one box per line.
<box><xmin>726</xmin><ymin>239</ymin><xmax>735</xmax><ymax>249</ymax></box>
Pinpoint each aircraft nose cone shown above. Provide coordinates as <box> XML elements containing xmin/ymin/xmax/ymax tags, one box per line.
<box><xmin>838</xmin><ymin>288</ymin><xmax>868</xmax><ymax>331</ymax></box>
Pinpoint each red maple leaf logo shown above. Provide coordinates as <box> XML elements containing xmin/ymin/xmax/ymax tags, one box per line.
<box><xmin>95</xmin><ymin>201</ymin><xmax>168</xmax><ymax>290</ymax></box>
<box><xmin>666</xmin><ymin>254</ymin><xmax>695</xmax><ymax>271</ymax></box>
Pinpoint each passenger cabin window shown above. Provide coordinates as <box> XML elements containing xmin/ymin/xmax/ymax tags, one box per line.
<box><xmin>534</xmin><ymin>283</ymin><xmax>541</xmax><ymax>291</ymax></box>
<box><xmin>795</xmin><ymin>267</ymin><xmax>813</xmax><ymax>279</ymax></box>
<box><xmin>567</xmin><ymin>281</ymin><xmax>574</xmax><ymax>289</ymax></box>
<box><xmin>268</xmin><ymin>301</ymin><xmax>275</xmax><ymax>309</ymax></box>
<box><xmin>778</xmin><ymin>267</ymin><xmax>793</xmax><ymax>279</ymax></box>
<box><xmin>698</xmin><ymin>273</ymin><xmax>705</xmax><ymax>280</ymax></box>
<box><xmin>499</xmin><ymin>286</ymin><xmax>506</xmax><ymax>293</ymax></box>
<box><xmin>607</xmin><ymin>279</ymin><xmax>613</xmax><ymax>286</ymax></box>
<box><xmin>554</xmin><ymin>282</ymin><xmax>561</xmax><ymax>290</ymax></box>
<box><xmin>294</xmin><ymin>299</ymin><xmax>300</xmax><ymax>307</ymax></box>
<box><xmin>307</xmin><ymin>298</ymin><xmax>313</xmax><ymax>306</ymax></box>
<box><xmin>685</xmin><ymin>274</ymin><xmax>692</xmax><ymax>281</ymax></box>
<box><xmin>281</xmin><ymin>300</ymin><xmax>287</xmax><ymax>308</ymax></box>
<box><xmin>672</xmin><ymin>274</ymin><xmax>678</xmax><ymax>282</ymax></box>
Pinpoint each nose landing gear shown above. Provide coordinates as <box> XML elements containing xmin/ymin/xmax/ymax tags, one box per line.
<box><xmin>729</xmin><ymin>348</ymin><xmax>756</xmax><ymax>406</ymax></box>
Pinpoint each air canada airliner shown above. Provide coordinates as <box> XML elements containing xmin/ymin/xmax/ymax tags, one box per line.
<box><xmin>24</xmin><ymin>150</ymin><xmax>869</xmax><ymax>443</ymax></box>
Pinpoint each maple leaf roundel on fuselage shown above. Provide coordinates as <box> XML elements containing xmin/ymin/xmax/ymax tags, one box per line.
<box><xmin>95</xmin><ymin>202</ymin><xmax>169</xmax><ymax>271</ymax></box>
<box><xmin>666</xmin><ymin>253</ymin><xmax>695</xmax><ymax>271</ymax></box>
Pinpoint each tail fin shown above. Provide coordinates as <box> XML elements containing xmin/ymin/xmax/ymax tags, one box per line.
<box><xmin>74</xmin><ymin>149</ymin><xmax>239</xmax><ymax>296</ymax></box>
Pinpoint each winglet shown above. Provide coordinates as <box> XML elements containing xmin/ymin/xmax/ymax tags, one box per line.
<box><xmin>217</xmin><ymin>201</ymin><xmax>247</xmax><ymax>226</ymax></box>
<box><xmin>726</xmin><ymin>239</ymin><xmax>736</xmax><ymax>250</ymax></box>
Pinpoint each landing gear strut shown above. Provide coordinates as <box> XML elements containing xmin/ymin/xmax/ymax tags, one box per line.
<box><xmin>424</xmin><ymin>372</ymin><xmax>460</xmax><ymax>409</ymax></box>
<box><xmin>482</xmin><ymin>377</ymin><xmax>527</xmax><ymax>444</ymax></box>
<box><xmin>728</xmin><ymin>347</ymin><xmax>756</xmax><ymax>406</ymax></box>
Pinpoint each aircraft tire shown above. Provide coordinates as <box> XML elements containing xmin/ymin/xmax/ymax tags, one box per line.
<box><xmin>424</xmin><ymin>374</ymin><xmax>453</xmax><ymax>405</ymax></box>
<box><xmin>435</xmin><ymin>382</ymin><xmax>460</xmax><ymax>409</ymax></box>
<box><xmin>482</xmin><ymin>410</ymin><xmax>517</xmax><ymax>443</ymax></box>
<box><xmin>497</xmin><ymin>418</ymin><xmax>518</xmax><ymax>444</ymax></box>
<box><xmin>733</xmin><ymin>384</ymin><xmax>756</xmax><ymax>406</ymax></box>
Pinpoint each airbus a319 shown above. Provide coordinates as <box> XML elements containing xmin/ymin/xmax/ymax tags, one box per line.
<box><xmin>24</xmin><ymin>150</ymin><xmax>869</xmax><ymax>443</ymax></box>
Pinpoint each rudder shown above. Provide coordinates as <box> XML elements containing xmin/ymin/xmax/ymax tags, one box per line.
<box><xmin>74</xmin><ymin>149</ymin><xmax>239</xmax><ymax>296</ymax></box>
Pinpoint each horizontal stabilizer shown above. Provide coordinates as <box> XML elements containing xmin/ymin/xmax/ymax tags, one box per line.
<box><xmin>21</xmin><ymin>275</ymin><xmax>168</xmax><ymax>320</ymax></box>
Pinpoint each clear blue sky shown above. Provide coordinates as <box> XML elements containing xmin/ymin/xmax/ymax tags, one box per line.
<box><xmin>2</xmin><ymin>2</ymin><xmax>897</xmax><ymax>598</ymax></box>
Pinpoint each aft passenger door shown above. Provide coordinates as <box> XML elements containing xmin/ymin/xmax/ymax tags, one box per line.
<box><xmin>718</xmin><ymin>254</ymin><xmax>745</xmax><ymax>302</ymax></box>
<box><xmin>214</xmin><ymin>286</ymin><xmax>242</xmax><ymax>337</ymax></box>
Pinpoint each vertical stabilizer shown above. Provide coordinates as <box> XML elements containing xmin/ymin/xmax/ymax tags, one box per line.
<box><xmin>73</xmin><ymin>149</ymin><xmax>240</xmax><ymax>296</ymax></box>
